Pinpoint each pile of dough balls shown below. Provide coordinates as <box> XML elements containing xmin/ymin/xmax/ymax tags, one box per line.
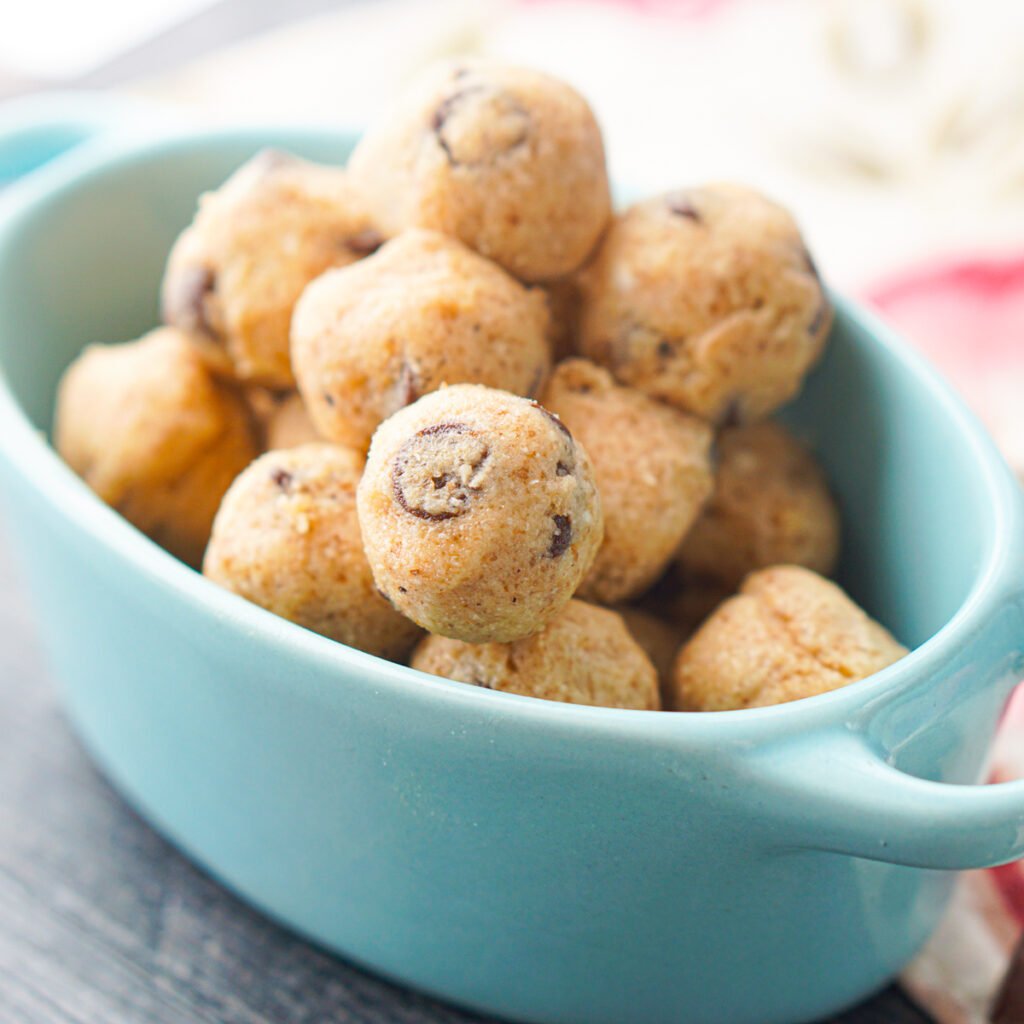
<box><xmin>53</xmin><ymin>58</ymin><xmax>907</xmax><ymax>712</ymax></box>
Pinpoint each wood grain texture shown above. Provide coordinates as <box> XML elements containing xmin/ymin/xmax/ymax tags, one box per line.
<box><xmin>0</xmin><ymin>523</ymin><xmax>933</xmax><ymax>1024</ymax></box>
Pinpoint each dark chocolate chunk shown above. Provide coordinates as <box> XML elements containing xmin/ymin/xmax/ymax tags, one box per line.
<box><xmin>807</xmin><ymin>297</ymin><xmax>830</xmax><ymax>337</ymax></box>
<box><xmin>166</xmin><ymin>265</ymin><xmax>217</xmax><ymax>338</ymax></box>
<box><xmin>344</xmin><ymin>229</ymin><xmax>385</xmax><ymax>257</ymax></box>
<box><xmin>802</xmin><ymin>247</ymin><xmax>823</xmax><ymax>285</ymax></box>
<box><xmin>248</xmin><ymin>148</ymin><xmax>297</xmax><ymax>175</ymax></box>
<box><xmin>530</xmin><ymin>400</ymin><xmax>573</xmax><ymax>441</ymax></box>
<box><xmin>556</xmin><ymin>461</ymin><xmax>572</xmax><ymax>477</ymax></box>
<box><xmin>395</xmin><ymin>362</ymin><xmax>420</xmax><ymax>409</ymax></box>
<box><xmin>391</xmin><ymin>423</ymin><xmax>489</xmax><ymax>521</ymax></box>
<box><xmin>657</xmin><ymin>339</ymin><xmax>674</xmax><ymax>359</ymax></box>
<box><xmin>431</xmin><ymin>85</ymin><xmax>528</xmax><ymax>165</ymax></box>
<box><xmin>667</xmin><ymin>193</ymin><xmax>701</xmax><ymax>222</ymax></box>
<box><xmin>548</xmin><ymin>514</ymin><xmax>573</xmax><ymax>558</ymax></box>
<box><xmin>270</xmin><ymin>468</ymin><xmax>293</xmax><ymax>491</ymax></box>
<box><xmin>720</xmin><ymin>398</ymin><xmax>743</xmax><ymax>428</ymax></box>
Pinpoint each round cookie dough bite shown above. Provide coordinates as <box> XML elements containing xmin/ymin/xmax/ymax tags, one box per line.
<box><xmin>161</xmin><ymin>148</ymin><xmax>384</xmax><ymax>389</ymax></box>
<box><xmin>356</xmin><ymin>384</ymin><xmax>603</xmax><ymax>643</ymax></box>
<box><xmin>412</xmin><ymin>600</ymin><xmax>660</xmax><ymax>710</ymax></box>
<box><xmin>577</xmin><ymin>184</ymin><xmax>832</xmax><ymax>424</ymax></box>
<box><xmin>670</xmin><ymin>566</ymin><xmax>907</xmax><ymax>711</ymax></box>
<box><xmin>54</xmin><ymin>327</ymin><xmax>259</xmax><ymax>568</ymax></box>
<box><xmin>347</xmin><ymin>59</ymin><xmax>611</xmax><ymax>282</ymax></box>
<box><xmin>291</xmin><ymin>229</ymin><xmax>551</xmax><ymax>452</ymax></box>
<box><xmin>540</xmin><ymin>358</ymin><xmax>714</xmax><ymax>604</ymax></box>
<box><xmin>675</xmin><ymin>420</ymin><xmax>840</xmax><ymax>595</ymax></box>
<box><xmin>203</xmin><ymin>443</ymin><xmax>422</xmax><ymax>661</ymax></box>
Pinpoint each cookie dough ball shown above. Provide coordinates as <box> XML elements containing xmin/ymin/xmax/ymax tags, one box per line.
<box><xmin>357</xmin><ymin>385</ymin><xmax>603</xmax><ymax>643</ymax></box>
<box><xmin>670</xmin><ymin>566</ymin><xmax>907</xmax><ymax>711</ymax></box>
<box><xmin>577</xmin><ymin>185</ymin><xmax>832</xmax><ymax>423</ymax></box>
<box><xmin>412</xmin><ymin>600</ymin><xmax>659</xmax><ymax>709</ymax></box>
<box><xmin>292</xmin><ymin>229</ymin><xmax>551</xmax><ymax>452</ymax></box>
<box><xmin>203</xmin><ymin>444</ymin><xmax>422</xmax><ymax>660</ymax></box>
<box><xmin>54</xmin><ymin>327</ymin><xmax>258</xmax><ymax>567</ymax></box>
<box><xmin>540</xmin><ymin>358</ymin><xmax>714</xmax><ymax>604</ymax></box>
<box><xmin>162</xmin><ymin>149</ymin><xmax>383</xmax><ymax>389</ymax></box>
<box><xmin>676</xmin><ymin>420</ymin><xmax>840</xmax><ymax>594</ymax></box>
<box><xmin>347</xmin><ymin>59</ymin><xmax>611</xmax><ymax>282</ymax></box>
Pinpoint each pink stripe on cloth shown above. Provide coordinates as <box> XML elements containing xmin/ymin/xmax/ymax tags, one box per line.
<box><xmin>863</xmin><ymin>254</ymin><xmax>1024</xmax><ymax>481</ymax></box>
<box><xmin>865</xmin><ymin>256</ymin><xmax>1024</xmax><ymax>1023</ymax></box>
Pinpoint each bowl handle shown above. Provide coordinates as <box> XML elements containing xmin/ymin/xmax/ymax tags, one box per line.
<box><xmin>750</xmin><ymin>725</ymin><xmax>1024</xmax><ymax>869</ymax></box>
<box><xmin>0</xmin><ymin>92</ymin><xmax>175</xmax><ymax>186</ymax></box>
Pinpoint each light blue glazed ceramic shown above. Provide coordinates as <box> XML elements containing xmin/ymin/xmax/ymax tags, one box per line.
<box><xmin>1</xmin><ymin>95</ymin><xmax>1024</xmax><ymax>1024</ymax></box>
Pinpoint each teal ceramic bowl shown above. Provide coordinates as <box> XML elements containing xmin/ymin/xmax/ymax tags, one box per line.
<box><xmin>1</xmin><ymin>96</ymin><xmax>1024</xmax><ymax>1024</ymax></box>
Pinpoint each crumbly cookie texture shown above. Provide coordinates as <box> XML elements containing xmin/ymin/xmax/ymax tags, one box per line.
<box><xmin>411</xmin><ymin>600</ymin><xmax>660</xmax><ymax>709</ymax></box>
<box><xmin>291</xmin><ymin>229</ymin><xmax>550</xmax><ymax>452</ymax></box>
<box><xmin>577</xmin><ymin>184</ymin><xmax>832</xmax><ymax>424</ymax></box>
<box><xmin>347</xmin><ymin>59</ymin><xmax>611</xmax><ymax>282</ymax></box>
<box><xmin>161</xmin><ymin>149</ymin><xmax>383</xmax><ymax>389</ymax></box>
<box><xmin>356</xmin><ymin>384</ymin><xmax>603</xmax><ymax>643</ymax></box>
<box><xmin>54</xmin><ymin>327</ymin><xmax>258</xmax><ymax>567</ymax></box>
<box><xmin>676</xmin><ymin>420</ymin><xmax>840</xmax><ymax>593</ymax></box>
<box><xmin>670</xmin><ymin>566</ymin><xmax>907</xmax><ymax>711</ymax></box>
<box><xmin>203</xmin><ymin>443</ymin><xmax>422</xmax><ymax>660</ymax></box>
<box><xmin>541</xmin><ymin>358</ymin><xmax>713</xmax><ymax>603</ymax></box>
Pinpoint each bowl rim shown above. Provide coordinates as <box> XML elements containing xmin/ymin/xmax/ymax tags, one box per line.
<box><xmin>0</xmin><ymin>124</ymin><xmax>1022</xmax><ymax>747</ymax></box>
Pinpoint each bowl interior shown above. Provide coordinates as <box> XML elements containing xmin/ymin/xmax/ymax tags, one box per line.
<box><xmin>0</xmin><ymin>129</ymin><xmax>1000</xmax><ymax>653</ymax></box>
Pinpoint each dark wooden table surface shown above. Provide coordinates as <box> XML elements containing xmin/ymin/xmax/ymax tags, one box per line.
<box><xmin>0</xmin><ymin>522</ymin><xmax>935</xmax><ymax>1024</ymax></box>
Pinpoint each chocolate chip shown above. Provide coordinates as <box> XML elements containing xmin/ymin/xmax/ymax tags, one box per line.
<box><xmin>395</xmin><ymin>363</ymin><xmax>420</xmax><ymax>409</ymax></box>
<box><xmin>398</xmin><ymin>586</ymin><xmax>407</xmax><ymax>594</ymax></box>
<box><xmin>720</xmin><ymin>398</ymin><xmax>743</xmax><ymax>428</ymax></box>
<box><xmin>667</xmin><ymin>194</ymin><xmax>701</xmax><ymax>222</ymax></box>
<box><xmin>802</xmin><ymin>247</ymin><xmax>823</xmax><ymax>285</ymax></box>
<box><xmin>530</xmin><ymin>400</ymin><xmax>573</xmax><ymax>441</ymax></box>
<box><xmin>708</xmin><ymin>437</ymin><xmax>722</xmax><ymax>473</ymax></box>
<box><xmin>808</xmin><ymin>297</ymin><xmax>830</xmax><ymax>337</ymax></box>
<box><xmin>548</xmin><ymin>514</ymin><xmax>573</xmax><ymax>558</ymax></box>
<box><xmin>431</xmin><ymin>85</ymin><xmax>528</xmax><ymax>165</ymax></box>
<box><xmin>166</xmin><ymin>265</ymin><xmax>217</xmax><ymax>338</ymax></box>
<box><xmin>392</xmin><ymin>423</ymin><xmax>490</xmax><ymax>521</ymax></box>
<box><xmin>323</xmin><ymin>392</ymin><xmax>336</xmax><ymax>407</ymax></box>
<box><xmin>556</xmin><ymin>461</ymin><xmax>572</xmax><ymax>477</ymax></box>
<box><xmin>430</xmin><ymin>90</ymin><xmax>473</xmax><ymax>161</ymax></box>
<box><xmin>249</xmin><ymin>148</ymin><xmax>296</xmax><ymax>175</ymax></box>
<box><xmin>657</xmin><ymin>339</ymin><xmax>674</xmax><ymax>359</ymax></box>
<box><xmin>344</xmin><ymin>229</ymin><xmax>384</xmax><ymax>257</ymax></box>
<box><xmin>270</xmin><ymin>468</ymin><xmax>293</xmax><ymax>491</ymax></box>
